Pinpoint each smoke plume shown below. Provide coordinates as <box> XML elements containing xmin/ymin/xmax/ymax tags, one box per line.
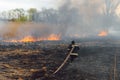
<box><xmin>0</xmin><ymin>0</ymin><xmax>120</xmax><ymax>41</ymax></box>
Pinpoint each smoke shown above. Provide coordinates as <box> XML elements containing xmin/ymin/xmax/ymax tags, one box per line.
<box><xmin>0</xmin><ymin>22</ymin><xmax>59</xmax><ymax>40</ymax></box>
<box><xmin>57</xmin><ymin>0</ymin><xmax>120</xmax><ymax>37</ymax></box>
<box><xmin>0</xmin><ymin>0</ymin><xmax>120</xmax><ymax>41</ymax></box>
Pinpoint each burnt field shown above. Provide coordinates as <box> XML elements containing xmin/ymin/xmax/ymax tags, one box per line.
<box><xmin>0</xmin><ymin>39</ymin><xmax>120</xmax><ymax>80</ymax></box>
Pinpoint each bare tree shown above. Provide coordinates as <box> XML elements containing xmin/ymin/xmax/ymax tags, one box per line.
<box><xmin>102</xmin><ymin>0</ymin><xmax>120</xmax><ymax>16</ymax></box>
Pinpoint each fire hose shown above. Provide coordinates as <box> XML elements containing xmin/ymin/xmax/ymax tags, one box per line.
<box><xmin>53</xmin><ymin>46</ymin><xmax>74</xmax><ymax>74</ymax></box>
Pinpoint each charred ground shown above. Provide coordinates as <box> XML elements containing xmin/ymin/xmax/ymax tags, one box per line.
<box><xmin>0</xmin><ymin>39</ymin><xmax>120</xmax><ymax>80</ymax></box>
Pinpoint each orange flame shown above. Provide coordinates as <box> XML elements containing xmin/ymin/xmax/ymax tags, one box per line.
<box><xmin>20</xmin><ymin>36</ymin><xmax>36</xmax><ymax>42</ymax></box>
<box><xmin>4</xmin><ymin>34</ymin><xmax>61</xmax><ymax>42</ymax></box>
<box><xmin>38</xmin><ymin>34</ymin><xmax>61</xmax><ymax>41</ymax></box>
<box><xmin>98</xmin><ymin>31</ymin><xmax>108</xmax><ymax>37</ymax></box>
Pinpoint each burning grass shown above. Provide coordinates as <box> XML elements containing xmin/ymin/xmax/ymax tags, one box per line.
<box><xmin>4</xmin><ymin>34</ymin><xmax>61</xmax><ymax>43</ymax></box>
<box><xmin>0</xmin><ymin>22</ymin><xmax>61</xmax><ymax>43</ymax></box>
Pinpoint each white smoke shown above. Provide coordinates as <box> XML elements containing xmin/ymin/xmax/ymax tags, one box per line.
<box><xmin>59</xmin><ymin>0</ymin><xmax>120</xmax><ymax>37</ymax></box>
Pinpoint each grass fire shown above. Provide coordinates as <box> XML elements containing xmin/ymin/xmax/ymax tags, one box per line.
<box><xmin>0</xmin><ymin>0</ymin><xmax>120</xmax><ymax>80</ymax></box>
<box><xmin>3</xmin><ymin>34</ymin><xmax>61</xmax><ymax>42</ymax></box>
<box><xmin>0</xmin><ymin>22</ymin><xmax>61</xmax><ymax>42</ymax></box>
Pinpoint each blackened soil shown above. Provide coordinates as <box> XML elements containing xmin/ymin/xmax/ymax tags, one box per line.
<box><xmin>0</xmin><ymin>40</ymin><xmax>119</xmax><ymax>80</ymax></box>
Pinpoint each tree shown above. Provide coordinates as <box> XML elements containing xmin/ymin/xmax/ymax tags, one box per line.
<box><xmin>102</xmin><ymin>0</ymin><xmax>120</xmax><ymax>16</ymax></box>
<box><xmin>11</xmin><ymin>8</ymin><xmax>27</xmax><ymax>22</ymax></box>
<box><xmin>101</xmin><ymin>0</ymin><xmax>120</xmax><ymax>29</ymax></box>
<box><xmin>1</xmin><ymin>11</ymin><xmax>7</xmax><ymax>19</ymax></box>
<box><xmin>27</xmin><ymin>8</ymin><xmax>37</xmax><ymax>21</ymax></box>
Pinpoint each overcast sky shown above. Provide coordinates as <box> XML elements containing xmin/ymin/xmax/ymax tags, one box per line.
<box><xmin>0</xmin><ymin>0</ymin><xmax>61</xmax><ymax>11</ymax></box>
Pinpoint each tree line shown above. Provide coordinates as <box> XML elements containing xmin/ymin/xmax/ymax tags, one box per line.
<box><xmin>0</xmin><ymin>7</ymin><xmax>79</xmax><ymax>27</ymax></box>
<box><xmin>0</xmin><ymin>8</ymin><xmax>37</xmax><ymax>22</ymax></box>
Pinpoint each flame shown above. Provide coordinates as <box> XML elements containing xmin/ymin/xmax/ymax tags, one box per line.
<box><xmin>4</xmin><ymin>34</ymin><xmax>61</xmax><ymax>42</ymax></box>
<box><xmin>20</xmin><ymin>36</ymin><xmax>36</xmax><ymax>42</ymax></box>
<box><xmin>39</xmin><ymin>34</ymin><xmax>61</xmax><ymax>41</ymax></box>
<box><xmin>98</xmin><ymin>31</ymin><xmax>108</xmax><ymax>37</ymax></box>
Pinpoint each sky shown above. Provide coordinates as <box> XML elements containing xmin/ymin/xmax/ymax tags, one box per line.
<box><xmin>0</xmin><ymin>0</ymin><xmax>120</xmax><ymax>15</ymax></box>
<box><xmin>0</xmin><ymin>0</ymin><xmax>61</xmax><ymax>11</ymax></box>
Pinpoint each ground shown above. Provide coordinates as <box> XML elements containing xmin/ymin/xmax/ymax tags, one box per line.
<box><xmin>0</xmin><ymin>39</ymin><xmax>120</xmax><ymax>80</ymax></box>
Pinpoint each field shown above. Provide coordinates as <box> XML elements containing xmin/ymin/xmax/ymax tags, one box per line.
<box><xmin>0</xmin><ymin>39</ymin><xmax>120</xmax><ymax>80</ymax></box>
